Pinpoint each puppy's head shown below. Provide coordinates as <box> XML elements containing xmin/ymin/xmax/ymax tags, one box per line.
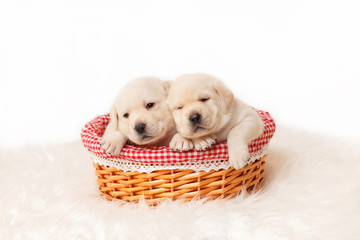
<box><xmin>167</xmin><ymin>73</ymin><xmax>234</xmax><ymax>139</ymax></box>
<box><xmin>110</xmin><ymin>77</ymin><xmax>174</xmax><ymax>145</ymax></box>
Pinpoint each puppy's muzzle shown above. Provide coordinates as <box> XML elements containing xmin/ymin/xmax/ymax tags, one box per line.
<box><xmin>135</xmin><ymin>123</ymin><xmax>146</xmax><ymax>134</ymax></box>
<box><xmin>189</xmin><ymin>113</ymin><xmax>201</xmax><ymax>125</ymax></box>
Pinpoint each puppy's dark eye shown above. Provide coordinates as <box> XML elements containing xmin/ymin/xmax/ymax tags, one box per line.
<box><xmin>200</xmin><ymin>98</ymin><xmax>210</xmax><ymax>102</ymax></box>
<box><xmin>146</xmin><ymin>102</ymin><xmax>155</xmax><ymax>109</ymax></box>
<box><xmin>123</xmin><ymin>113</ymin><xmax>129</xmax><ymax>118</ymax></box>
<box><xmin>176</xmin><ymin>106</ymin><xmax>183</xmax><ymax>110</ymax></box>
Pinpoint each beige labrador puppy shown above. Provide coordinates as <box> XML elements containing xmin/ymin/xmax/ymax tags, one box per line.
<box><xmin>167</xmin><ymin>73</ymin><xmax>264</xmax><ymax>169</ymax></box>
<box><xmin>101</xmin><ymin>77</ymin><xmax>176</xmax><ymax>155</ymax></box>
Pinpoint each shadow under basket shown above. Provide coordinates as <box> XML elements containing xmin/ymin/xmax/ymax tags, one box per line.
<box><xmin>94</xmin><ymin>155</ymin><xmax>266</xmax><ymax>205</ymax></box>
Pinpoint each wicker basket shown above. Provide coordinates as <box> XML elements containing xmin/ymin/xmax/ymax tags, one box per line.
<box><xmin>81</xmin><ymin>109</ymin><xmax>275</xmax><ymax>205</ymax></box>
<box><xmin>94</xmin><ymin>156</ymin><xmax>266</xmax><ymax>205</ymax></box>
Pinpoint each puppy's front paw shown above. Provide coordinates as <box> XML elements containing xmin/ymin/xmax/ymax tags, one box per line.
<box><xmin>228</xmin><ymin>145</ymin><xmax>250</xmax><ymax>169</ymax></box>
<box><xmin>169</xmin><ymin>133</ymin><xmax>194</xmax><ymax>152</ymax></box>
<box><xmin>100</xmin><ymin>134</ymin><xmax>127</xmax><ymax>156</ymax></box>
<box><xmin>193</xmin><ymin>135</ymin><xmax>217</xmax><ymax>151</ymax></box>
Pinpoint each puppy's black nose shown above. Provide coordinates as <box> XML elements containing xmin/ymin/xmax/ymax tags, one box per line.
<box><xmin>135</xmin><ymin>123</ymin><xmax>146</xmax><ymax>134</ymax></box>
<box><xmin>189</xmin><ymin>113</ymin><xmax>201</xmax><ymax>125</ymax></box>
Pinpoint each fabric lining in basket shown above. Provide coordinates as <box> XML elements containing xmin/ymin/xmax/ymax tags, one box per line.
<box><xmin>90</xmin><ymin>145</ymin><xmax>268</xmax><ymax>173</ymax></box>
<box><xmin>81</xmin><ymin>109</ymin><xmax>275</xmax><ymax>169</ymax></box>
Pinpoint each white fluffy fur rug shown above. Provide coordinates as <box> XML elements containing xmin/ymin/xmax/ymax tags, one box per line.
<box><xmin>1</xmin><ymin>126</ymin><xmax>359</xmax><ymax>240</ymax></box>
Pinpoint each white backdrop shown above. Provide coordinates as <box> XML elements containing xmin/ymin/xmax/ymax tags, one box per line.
<box><xmin>1</xmin><ymin>0</ymin><xmax>359</xmax><ymax>148</ymax></box>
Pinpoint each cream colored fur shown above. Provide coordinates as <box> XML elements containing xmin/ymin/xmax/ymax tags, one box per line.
<box><xmin>1</xmin><ymin>127</ymin><xmax>359</xmax><ymax>239</ymax></box>
<box><xmin>101</xmin><ymin>77</ymin><xmax>175</xmax><ymax>155</ymax></box>
<box><xmin>167</xmin><ymin>73</ymin><xmax>264</xmax><ymax>169</ymax></box>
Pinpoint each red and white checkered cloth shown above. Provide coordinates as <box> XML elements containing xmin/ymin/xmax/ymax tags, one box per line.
<box><xmin>81</xmin><ymin>109</ymin><xmax>276</xmax><ymax>164</ymax></box>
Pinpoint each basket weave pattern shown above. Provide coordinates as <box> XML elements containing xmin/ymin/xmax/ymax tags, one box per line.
<box><xmin>94</xmin><ymin>155</ymin><xmax>266</xmax><ymax>205</ymax></box>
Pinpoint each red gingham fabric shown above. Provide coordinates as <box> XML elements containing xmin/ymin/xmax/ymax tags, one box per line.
<box><xmin>81</xmin><ymin>109</ymin><xmax>276</xmax><ymax>164</ymax></box>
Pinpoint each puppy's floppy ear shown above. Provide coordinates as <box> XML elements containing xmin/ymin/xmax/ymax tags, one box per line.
<box><xmin>162</xmin><ymin>80</ymin><xmax>172</xmax><ymax>93</ymax></box>
<box><xmin>110</xmin><ymin>106</ymin><xmax>119</xmax><ymax>130</ymax></box>
<box><xmin>213</xmin><ymin>80</ymin><xmax>234</xmax><ymax>113</ymax></box>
